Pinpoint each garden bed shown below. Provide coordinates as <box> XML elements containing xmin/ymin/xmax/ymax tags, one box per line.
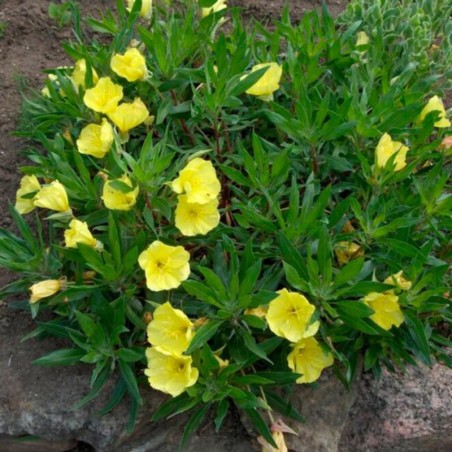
<box><xmin>0</xmin><ymin>1</ymin><xmax>450</xmax><ymax>451</ymax></box>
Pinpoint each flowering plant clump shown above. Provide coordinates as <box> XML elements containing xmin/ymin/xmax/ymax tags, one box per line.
<box><xmin>1</xmin><ymin>0</ymin><xmax>451</xmax><ymax>448</ymax></box>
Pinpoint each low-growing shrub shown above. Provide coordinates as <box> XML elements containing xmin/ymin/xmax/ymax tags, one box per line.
<box><xmin>2</xmin><ymin>0</ymin><xmax>451</xmax><ymax>448</ymax></box>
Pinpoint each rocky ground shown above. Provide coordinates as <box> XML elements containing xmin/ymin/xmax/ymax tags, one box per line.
<box><xmin>0</xmin><ymin>1</ymin><xmax>450</xmax><ymax>451</ymax></box>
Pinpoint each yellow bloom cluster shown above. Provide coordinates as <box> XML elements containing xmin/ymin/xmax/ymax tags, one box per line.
<box><xmin>84</xmin><ymin>77</ymin><xmax>124</xmax><ymax>114</ymax></box>
<box><xmin>363</xmin><ymin>292</ymin><xmax>404</xmax><ymax>331</ymax></box>
<box><xmin>15</xmin><ymin>175</ymin><xmax>41</xmax><ymax>215</ymax></box>
<box><xmin>147</xmin><ymin>302</ymin><xmax>194</xmax><ymax>354</ymax></box>
<box><xmin>245</xmin><ymin>62</ymin><xmax>283</xmax><ymax>101</ymax></box>
<box><xmin>418</xmin><ymin>95</ymin><xmax>450</xmax><ymax>128</ymax></box>
<box><xmin>111</xmin><ymin>48</ymin><xmax>147</xmax><ymax>82</ymax></box>
<box><xmin>102</xmin><ymin>175</ymin><xmax>139</xmax><ymax>211</ymax></box>
<box><xmin>64</xmin><ymin>219</ymin><xmax>98</xmax><ymax>249</ymax></box>
<box><xmin>72</xmin><ymin>59</ymin><xmax>99</xmax><ymax>90</ymax></box>
<box><xmin>171</xmin><ymin>158</ymin><xmax>221</xmax><ymax>236</ymax></box>
<box><xmin>202</xmin><ymin>0</ymin><xmax>227</xmax><ymax>17</ymax></box>
<box><xmin>29</xmin><ymin>279</ymin><xmax>63</xmax><ymax>304</ymax></box>
<box><xmin>362</xmin><ymin>271</ymin><xmax>410</xmax><ymax>331</ymax></box>
<box><xmin>334</xmin><ymin>241</ymin><xmax>363</xmax><ymax>265</ymax></box>
<box><xmin>107</xmin><ymin>98</ymin><xmax>149</xmax><ymax>134</ymax></box>
<box><xmin>145</xmin><ymin>302</ymin><xmax>198</xmax><ymax>396</ymax></box>
<box><xmin>138</xmin><ymin>240</ymin><xmax>190</xmax><ymax>292</ymax></box>
<box><xmin>265</xmin><ymin>289</ymin><xmax>333</xmax><ymax>383</ymax></box>
<box><xmin>287</xmin><ymin>337</ymin><xmax>334</xmax><ymax>384</ymax></box>
<box><xmin>375</xmin><ymin>133</ymin><xmax>409</xmax><ymax>172</ymax></box>
<box><xmin>30</xmin><ymin>180</ymin><xmax>71</xmax><ymax>214</ymax></box>
<box><xmin>126</xmin><ymin>0</ymin><xmax>153</xmax><ymax>19</ymax></box>
<box><xmin>76</xmin><ymin>119</ymin><xmax>114</xmax><ymax>159</ymax></box>
<box><xmin>82</xmin><ymin>75</ymin><xmax>149</xmax><ymax>141</ymax></box>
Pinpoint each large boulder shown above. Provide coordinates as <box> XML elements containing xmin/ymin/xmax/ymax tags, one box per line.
<box><xmin>0</xmin><ymin>303</ymin><xmax>254</xmax><ymax>451</ymax></box>
<box><xmin>1</xmin><ymin>302</ymin><xmax>451</xmax><ymax>451</ymax></box>
<box><xmin>339</xmin><ymin>362</ymin><xmax>452</xmax><ymax>451</ymax></box>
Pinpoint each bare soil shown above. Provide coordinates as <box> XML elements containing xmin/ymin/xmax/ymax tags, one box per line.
<box><xmin>0</xmin><ymin>0</ymin><xmax>348</xmax><ymax>449</ymax></box>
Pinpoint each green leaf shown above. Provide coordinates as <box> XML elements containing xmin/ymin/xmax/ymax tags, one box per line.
<box><xmin>335</xmin><ymin>301</ymin><xmax>374</xmax><ymax>318</ymax></box>
<box><xmin>97</xmin><ymin>378</ymin><xmax>127</xmax><ymax>416</ymax></box>
<box><xmin>185</xmin><ymin>320</ymin><xmax>223</xmax><ymax>354</ymax></box>
<box><xmin>198</xmin><ymin>267</ymin><xmax>229</xmax><ymax>301</ymax></box>
<box><xmin>244</xmin><ymin>408</ymin><xmax>277</xmax><ymax>448</ymax></box>
<box><xmin>404</xmin><ymin>311</ymin><xmax>432</xmax><ymax>366</ymax></box>
<box><xmin>75</xmin><ymin>311</ymin><xmax>105</xmax><ymax>345</ymax></box>
<box><xmin>199</xmin><ymin>0</ymin><xmax>218</xmax><ymax>7</ymax></box>
<box><xmin>152</xmin><ymin>393</ymin><xmax>198</xmax><ymax>421</ymax></box>
<box><xmin>182</xmin><ymin>280</ymin><xmax>224</xmax><ymax>308</ymax></box>
<box><xmin>242</xmin><ymin>314</ymin><xmax>267</xmax><ymax>330</ymax></box>
<box><xmin>339</xmin><ymin>314</ymin><xmax>390</xmax><ymax>336</ymax></box>
<box><xmin>265</xmin><ymin>390</ymin><xmax>305</xmax><ymax>422</ymax></box>
<box><xmin>178</xmin><ymin>404</ymin><xmax>211</xmax><ymax>452</ymax></box>
<box><xmin>214</xmin><ymin>399</ymin><xmax>230</xmax><ymax>432</ymax></box>
<box><xmin>254</xmin><ymin>371</ymin><xmax>301</xmax><ymax>384</ymax></box>
<box><xmin>116</xmin><ymin>348</ymin><xmax>145</xmax><ymax>363</ymax></box>
<box><xmin>108</xmin><ymin>180</ymin><xmax>135</xmax><ymax>193</ymax></box>
<box><xmin>108</xmin><ymin>212</ymin><xmax>122</xmax><ymax>268</ymax></box>
<box><xmin>278</xmin><ymin>232</ymin><xmax>309</xmax><ymax>280</ymax></box>
<box><xmin>333</xmin><ymin>258</ymin><xmax>364</xmax><ymax>288</ymax></box>
<box><xmin>336</xmin><ymin>281</ymin><xmax>394</xmax><ymax>297</ymax></box>
<box><xmin>72</xmin><ymin>361</ymin><xmax>111</xmax><ymax>410</ymax></box>
<box><xmin>239</xmin><ymin>259</ymin><xmax>262</xmax><ymax>296</ymax></box>
<box><xmin>231</xmin><ymin>375</ymin><xmax>274</xmax><ymax>385</ymax></box>
<box><xmin>239</xmin><ymin>329</ymin><xmax>272</xmax><ymax>363</ymax></box>
<box><xmin>317</xmin><ymin>225</ymin><xmax>332</xmax><ymax>283</ymax></box>
<box><xmin>283</xmin><ymin>262</ymin><xmax>310</xmax><ymax>292</ymax></box>
<box><xmin>118</xmin><ymin>360</ymin><xmax>142</xmax><ymax>405</ymax></box>
<box><xmin>33</xmin><ymin>348</ymin><xmax>85</xmax><ymax>366</ymax></box>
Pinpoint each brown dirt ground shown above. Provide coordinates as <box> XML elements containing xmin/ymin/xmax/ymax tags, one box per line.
<box><xmin>0</xmin><ymin>0</ymin><xmax>347</xmax><ymax>450</ymax></box>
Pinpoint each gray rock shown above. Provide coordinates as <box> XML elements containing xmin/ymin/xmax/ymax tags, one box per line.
<box><xmin>0</xmin><ymin>302</ymin><xmax>253</xmax><ymax>451</ymax></box>
<box><xmin>1</xmin><ymin>300</ymin><xmax>451</xmax><ymax>452</ymax></box>
<box><xmin>0</xmin><ymin>435</ymin><xmax>76</xmax><ymax>452</ymax></box>
<box><xmin>339</xmin><ymin>363</ymin><xmax>452</xmax><ymax>452</ymax></box>
<box><xmin>284</xmin><ymin>369</ymin><xmax>361</xmax><ymax>452</ymax></box>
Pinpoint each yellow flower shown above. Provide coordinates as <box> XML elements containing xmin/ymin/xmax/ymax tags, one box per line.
<box><xmin>334</xmin><ymin>241</ymin><xmax>364</xmax><ymax>265</ymax></box>
<box><xmin>244</xmin><ymin>306</ymin><xmax>268</xmax><ymax>319</ymax></box>
<box><xmin>102</xmin><ymin>175</ymin><xmax>139</xmax><ymax>211</ymax></box>
<box><xmin>147</xmin><ymin>302</ymin><xmax>194</xmax><ymax>354</ymax></box>
<box><xmin>356</xmin><ymin>31</ymin><xmax>369</xmax><ymax>46</ymax></box>
<box><xmin>384</xmin><ymin>271</ymin><xmax>412</xmax><ymax>291</ymax></box>
<box><xmin>287</xmin><ymin>337</ymin><xmax>334</xmax><ymax>384</ymax></box>
<box><xmin>171</xmin><ymin>158</ymin><xmax>221</xmax><ymax>204</ymax></box>
<box><xmin>126</xmin><ymin>0</ymin><xmax>153</xmax><ymax>19</ymax></box>
<box><xmin>83</xmin><ymin>77</ymin><xmax>123</xmax><ymax>114</ymax></box>
<box><xmin>76</xmin><ymin>119</ymin><xmax>114</xmax><ymax>159</ymax></box>
<box><xmin>34</xmin><ymin>180</ymin><xmax>71</xmax><ymax>213</ymax></box>
<box><xmin>71</xmin><ymin>59</ymin><xmax>99</xmax><ymax>89</ymax></box>
<box><xmin>363</xmin><ymin>292</ymin><xmax>404</xmax><ymax>331</ymax></box>
<box><xmin>418</xmin><ymin>95</ymin><xmax>451</xmax><ymax>128</ymax></box>
<box><xmin>214</xmin><ymin>354</ymin><xmax>229</xmax><ymax>369</ymax></box>
<box><xmin>107</xmin><ymin>98</ymin><xmax>149</xmax><ymax>133</ymax></box>
<box><xmin>29</xmin><ymin>279</ymin><xmax>62</xmax><ymax>304</ymax></box>
<box><xmin>375</xmin><ymin>133</ymin><xmax>409</xmax><ymax>172</ymax></box>
<box><xmin>138</xmin><ymin>240</ymin><xmax>190</xmax><ymax>292</ymax></box>
<box><xmin>15</xmin><ymin>175</ymin><xmax>41</xmax><ymax>214</ymax></box>
<box><xmin>245</xmin><ymin>62</ymin><xmax>283</xmax><ymax>100</ymax></box>
<box><xmin>144</xmin><ymin>347</ymin><xmax>198</xmax><ymax>397</ymax></box>
<box><xmin>111</xmin><ymin>48</ymin><xmax>147</xmax><ymax>82</ymax></box>
<box><xmin>260</xmin><ymin>431</ymin><xmax>288</xmax><ymax>452</ymax></box>
<box><xmin>175</xmin><ymin>195</ymin><xmax>220</xmax><ymax>236</ymax></box>
<box><xmin>64</xmin><ymin>219</ymin><xmax>97</xmax><ymax>248</ymax></box>
<box><xmin>202</xmin><ymin>0</ymin><xmax>227</xmax><ymax>17</ymax></box>
<box><xmin>265</xmin><ymin>288</ymin><xmax>317</xmax><ymax>343</ymax></box>
<box><xmin>41</xmin><ymin>74</ymin><xmax>58</xmax><ymax>98</ymax></box>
